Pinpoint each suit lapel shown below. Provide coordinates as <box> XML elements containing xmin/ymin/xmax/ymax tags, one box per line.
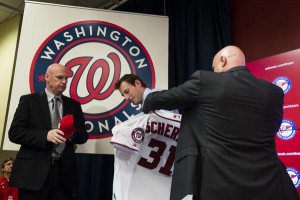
<box><xmin>38</xmin><ymin>92</ymin><xmax>52</xmax><ymax>129</ymax></box>
<box><xmin>62</xmin><ymin>95</ymin><xmax>71</xmax><ymax>116</ymax></box>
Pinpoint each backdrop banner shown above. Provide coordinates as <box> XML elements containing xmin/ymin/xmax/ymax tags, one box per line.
<box><xmin>3</xmin><ymin>1</ymin><xmax>169</xmax><ymax>154</ymax></box>
<box><xmin>247</xmin><ymin>49</ymin><xmax>300</xmax><ymax>194</ymax></box>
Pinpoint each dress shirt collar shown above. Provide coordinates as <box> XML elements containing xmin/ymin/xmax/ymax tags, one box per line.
<box><xmin>142</xmin><ymin>88</ymin><xmax>152</xmax><ymax>104</ymax></box>
<box><xmin>45</xmin><ymin>88</ymin><xmax>62</xmax><ymax>103</ymax></box>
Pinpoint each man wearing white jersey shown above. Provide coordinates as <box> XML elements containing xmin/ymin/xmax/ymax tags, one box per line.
<box><xmin>112</xmin><ymin>74</ymin><xmax>180</xmax><ymax>200</ymax></box>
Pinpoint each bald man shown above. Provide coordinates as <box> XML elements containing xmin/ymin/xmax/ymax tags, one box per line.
<box><xmin>9</xmin><ymin>63</ymin><xmax>88</xmax><ymax>200</ymax></box>
<box><xmin>143</xmin><ymin>46</ymin><xmax>299</xmax><ymax>200</ymax></box>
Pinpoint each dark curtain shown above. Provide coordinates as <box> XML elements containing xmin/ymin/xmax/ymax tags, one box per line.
<box><xmin>167</xmin><ymin>0</ymin><xmax>231</xmax><ymax>86</ymax></box>
<box><xmin>116</xmin><ymin>0</ymin><xmax>231</xmax><ymax>86</ymax></box>
<box><xmin>76</xmin><ymin>0</ymin><xmax>231</xmax><ymax>199</ymax></box>
<box><xmin>76</xmin><ymin>154</ymin><xmax>114</xmax><ymax>200</ymax></box>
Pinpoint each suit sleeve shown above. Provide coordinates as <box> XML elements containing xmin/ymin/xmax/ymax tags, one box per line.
<box><xmin>8</xmin><ymin>95</ymin><xmax>49</xmax><ymax>149</ymax></box>
<box><xmin>275</xmin><ymin>86</ymin><xmax>284</xmax><ymax>133</ymax></box>
<box><xmin>143</xmin><ymin>71</ymin><xmax>202</xmax><ymax>113</ymax></box>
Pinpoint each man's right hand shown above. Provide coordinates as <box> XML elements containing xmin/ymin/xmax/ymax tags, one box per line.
<box><xmin>47</xmin><ymin>129</ymin><xmax>66</xmax><ymax>144</ymax></box>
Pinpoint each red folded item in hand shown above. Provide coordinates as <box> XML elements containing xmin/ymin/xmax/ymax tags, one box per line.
<box><xmin>59</xmin><ymin>114</ymin><xmax>75</xmax><ymax>139</ymax></box>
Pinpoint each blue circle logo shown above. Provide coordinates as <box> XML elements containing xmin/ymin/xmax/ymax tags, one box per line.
<box><xmin>277</xmin><ymin>119</ymin><xmax>296</xmax><ymax>140</ymax></box>
<box><xmin>273</xmin><ymin>76</ymin><xmax>291</xmax><ymax>94</ymax></box>
<box><xmin>286</xmin><ymin>167</ymin><xmax>300</xmax><ymax>188</ymax></box>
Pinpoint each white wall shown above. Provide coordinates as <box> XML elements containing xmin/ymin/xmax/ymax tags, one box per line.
<box><xmin>0</xmin><ymin>15</ymin><xmax>21</xmax><ymax>160</ymax></box>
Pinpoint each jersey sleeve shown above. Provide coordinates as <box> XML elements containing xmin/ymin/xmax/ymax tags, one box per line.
<box><xmin>111</xmin><ymin>113</ymin><xmax>149</xmax><ymax>154</ymax></box>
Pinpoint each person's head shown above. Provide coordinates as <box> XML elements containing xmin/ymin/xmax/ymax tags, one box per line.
<box><xmin>1</xmin><ymin>158</ymin><xmax>14</xmax><ymax>177</ymax></box>
<box><xmin>212</xmin><ymin>45</ymin><xmax>246</xmax><ymax>73</ymax></box>
<box><xmin>45</xmin><ymin>63</ymin><xmax>68</xmax><ymax>96</ymax></box>
<box><xmin>115</xmin><ymin>74</ymin><xmax>147</xmax><ymax>105</ymax></box>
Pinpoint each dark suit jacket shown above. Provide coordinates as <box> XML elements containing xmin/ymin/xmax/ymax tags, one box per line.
<box><xmin>143</xmin><ymin>67</ymin><xmax>299</xmax><ymax>200</ymax></box>
<box><xmin>8</xmin><ymin>91</ymin><xmax>88</xmax><ymax>191</ymax></box>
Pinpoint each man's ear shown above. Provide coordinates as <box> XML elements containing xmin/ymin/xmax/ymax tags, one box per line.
<box><xmin>220</xmin><ymin>56</ymin><xmax>227</xmax><ymax>70</ymax></box>
<box><xmin>135</xmin><ymin>79</ymin><xmax>141</xmax><ymax>87</ymax></box>
<box><xmin>44</xmin><ymin>73</ymin><xmax>49</xmax><ymax>81</ymax></box>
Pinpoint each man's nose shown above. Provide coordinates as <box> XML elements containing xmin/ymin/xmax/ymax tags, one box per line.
<box><xmin>61</xmin><ymin>77</ymin><xmax>68</xmax><ymax>84</ymax></box>
<box><xmin>124</xmin><ymin>94</ymin><xmax>130</xmax><ymax>100</ymax></box>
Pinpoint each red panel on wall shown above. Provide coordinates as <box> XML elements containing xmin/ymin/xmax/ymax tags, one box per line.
<box><xmin>247</xmin><ymin>49</ymin><xmax>300</xmax><ymax>194</ymax></box>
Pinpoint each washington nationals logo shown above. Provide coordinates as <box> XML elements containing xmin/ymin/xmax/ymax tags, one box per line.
<box><xmin>30</xmin><ymin>20</ymin><xmax>155</xmax><ymax>139</ymax></box>
<box><xmin>286</xmin><ymin>167</ymin><xmax>300</xmax><ymax>188</ymax></box>
<box><xmin>273</xmin><ymin>76</ymin><xmax>291</xmax><ymax>94</ymax></box>
<box><xmin>277</xmin><ymin>119</ymin><xmax>296</xmax><ymax>140</ymax></box>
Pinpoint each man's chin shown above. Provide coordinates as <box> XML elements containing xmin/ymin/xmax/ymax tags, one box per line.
<box><xmin>131</xmin><ymin>101</ymin><xmax>139</xmax><ymax>105</ymax></box>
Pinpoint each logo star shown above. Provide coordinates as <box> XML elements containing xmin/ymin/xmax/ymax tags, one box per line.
<box><xmin>38</xmin><ymin>74</ymin><xmax>45</xmax><ymax>82</ymax></box>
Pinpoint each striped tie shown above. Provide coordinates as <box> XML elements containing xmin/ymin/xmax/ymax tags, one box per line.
<box><xmin>51</xmin><ymin>97</ymin><xmax>65</xmax><ymax>157</ymax></box>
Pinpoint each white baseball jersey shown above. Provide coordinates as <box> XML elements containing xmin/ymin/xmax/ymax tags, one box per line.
<box><xmin>111</xmin><ymin>110</ymin><xmax>181</xmax><ymax>200</ymax></box>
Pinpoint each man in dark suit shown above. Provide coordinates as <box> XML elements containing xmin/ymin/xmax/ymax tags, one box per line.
<box><xmin>8</xmin><ymin>63</ymin><xmax>89</xmax><ymax>200</ymax></box>
<box><xmin>143</xmin><ymin>46</ymin><xmax>299</xmax><ymax>200</ymax></box>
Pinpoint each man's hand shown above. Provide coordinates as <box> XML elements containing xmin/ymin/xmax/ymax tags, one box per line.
<box><xmin>47</xmin><ymin>129</ymin><xmax>66</xmax><ymax>144</ymax></box>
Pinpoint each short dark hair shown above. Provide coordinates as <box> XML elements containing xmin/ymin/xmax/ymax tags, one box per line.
<box><xmin>1</xmin><ymin>157</ymin><xmax>14</xmax><ymax>174</ymax></box>
<box><xmin>115</xmin><ymin>74</ymin><xmax>147</xmax><ymax>90</ymax></box>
